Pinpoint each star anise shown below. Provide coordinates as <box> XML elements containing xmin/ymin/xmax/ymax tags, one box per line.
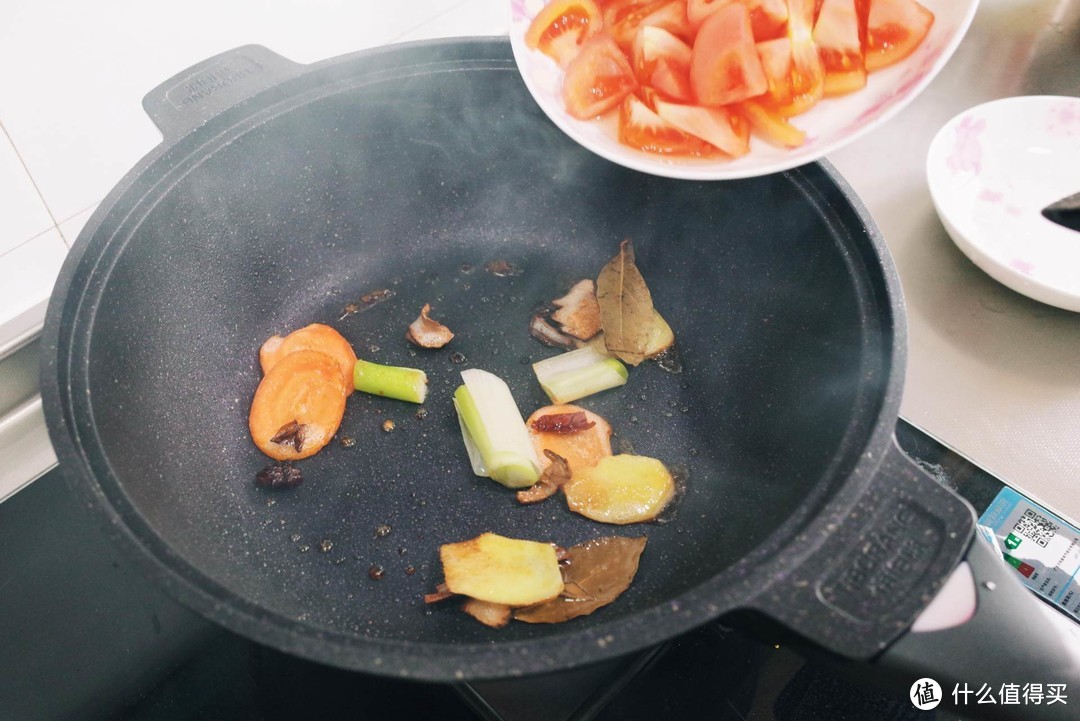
<box><xmin>270</xmin><ymin>420</ymin><xmax>305</xmax><ymax>452</ymax></box>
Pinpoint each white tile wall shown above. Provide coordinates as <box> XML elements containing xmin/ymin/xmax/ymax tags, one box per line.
<box><xmin>398</xmin><ymin>0</ymin><xmax>510</xmax><ymax>41</ymax></box>
<box><xmin>0</xmin><ymin>128</ymin><xmax>54</xmax><ymax>257</ymax></box>
<box><xmin>0</xmin><ymin>229</ymin><xmax>68</xmax><ymax>349</ymax></box>
<box><xmin>0</xmin><ymin>0</ymin><xmax>507</xmax><ymax>352</ymax></box>
<box><xmin>57</xmin><ymin>204</ymin><xmax>98</xmax><ymax>248</ymax></box>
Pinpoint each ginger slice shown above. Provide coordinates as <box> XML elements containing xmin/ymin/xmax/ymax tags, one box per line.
<box><xmin>526</xmin><ymin>404</ymin><xmax>613</xmax><ymax>476</ymax></box>
<box><xmin>462</xmin><ymin>599</ymin><xmax>512</xmax><ymax>628</ymax></box>
<box><xmin>440</xmin><ymin>533</ymin><xmax>563</xmax><ymax>607</ymax></box>
<box><xmin>564</xmin><ymin>454</ymin><xmax>675</xmax><ymax>524</ymax></box>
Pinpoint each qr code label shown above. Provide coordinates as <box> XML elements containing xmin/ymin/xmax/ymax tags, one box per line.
<box><xmin>1013</xmin><ymin>509</ymin><xmax>1059</xmax><ymax>548</ymax></box>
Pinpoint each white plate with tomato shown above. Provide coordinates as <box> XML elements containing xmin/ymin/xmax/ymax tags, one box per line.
<box><xmin>509</xmin><ymin>0</ymin><xmax>980</xmax><ymax>179</ymax></box>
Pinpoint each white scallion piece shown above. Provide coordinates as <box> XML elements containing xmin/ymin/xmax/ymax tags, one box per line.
<box><xmin>532</xmin><ymin>346</ymin><xmax>628</xmax><ymax>404</ymax></box>
<box><xmin>453</xmin><ymin>369</ymin><xmax>541</xmax><ymax>489</ymax></box>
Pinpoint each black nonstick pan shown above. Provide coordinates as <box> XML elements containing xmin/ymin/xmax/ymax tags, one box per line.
<box><xmin>41</xmin><ymin>39</ymin><xmax>1079</xmax><ymax>718</ymax></box>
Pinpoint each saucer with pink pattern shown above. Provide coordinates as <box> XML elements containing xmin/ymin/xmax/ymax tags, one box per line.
<box><xmin>927</xmin><ymin>96</ymin><xmax>1080</xmax><ymax>312</ymax></box>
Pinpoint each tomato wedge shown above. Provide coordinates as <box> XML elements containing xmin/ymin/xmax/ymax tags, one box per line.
<box><xmin>638</xmin><ymin>85</ymin><xmax>663</xmax><ymax>110</ymax></box>
<box><xmin>654</xmin><ymin>99</ymin><xmax>750</xmax><ymax>156</ymax></box>
<box><xmin>687</xmin><ymin>0</ymin><xmax>788</xmax><ymax>40</ymax></box>
<box><xmin>632</xmin><ymin>24</ymin><xmax>692</xmax><ymax>76</ymax></box>
<box><xmin>755</xmin><ymin>37</ymin><xmax>793</xmax><ymax>108</ymax></box>
<box><xmin>735</xmin><ymin>100</ymin><xmax>806</xmax><ymax>147</ymax></box>
<box><xmin>865</xmin><ymin>0</ymin><xmax>935</xmax><ymax>72</ymax></box>
<box><xmin>618</xmin><ymin>94</ymin><xmax>716</xmax><ymax>155</ymax></box>
<box><xmin>632</xmin><ymin>26</ymin><xmax>694</xmax><ymax>101</ymax></box>
<box><xmin>525</xmin><ymin>0</ymin><xmax>605</xmax><ymax>67</ymax></box>
<box><xmin>689</xmin><ymin>4</ymin><xmax>767</xmax><ymax>107</ymax></box>
<box><xmin>563</xmin><ymin>35</ymin><xmax>638</xmax><ymax>119</ymax></box>
<box><xmin>651</xmin><ymin>59</ymin><xmax>695</xmax><ymax>101</ymax></box>
<box><xmin>746</xmin><ymin>0</ymin><xmax>789</xmax><ymax>40</ymax></box>
<box><xmin>813</xmin><ymin>0</ymin><xmax>866</xmax><ymax>96</ymax></box>
<box><xmin>782</xmin><ymin>0</ymin><xmax>825</xmax><ymax>115</ymax></box>
<box><xmin>605</xmin><ymin>0</ymin><xmax>691</xmax><ymax>48</ymax></box>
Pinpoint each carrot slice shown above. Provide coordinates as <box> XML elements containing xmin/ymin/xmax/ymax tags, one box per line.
<box><xmin>526</xmin><ymin>404</ymin><xmax>613</xmax><ymax>475</ymax></box>
<box><xmin>259</xmin><ymin>323</ymin><xmax>357</xmax><ymax>395</ymax></box>
<box><xmin>249</xmin><ymin>349</ymin><xmax>348</xmax><ymax>461</ymax></box>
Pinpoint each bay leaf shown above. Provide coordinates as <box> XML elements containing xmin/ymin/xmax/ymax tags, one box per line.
<box><xmin>595</xmin><ymin>240</ymin><xmax>654</xmax><ymax>366</ymax></box>
<box><xmin>513</xmin><ymin>536</ymin><xmax>647</xmax><ymax>624</ymax></box>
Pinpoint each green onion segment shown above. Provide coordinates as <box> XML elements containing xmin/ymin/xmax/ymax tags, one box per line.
<box><xmin>453</xmin><ymin>368</ymin><xmax>541</xmax><ymax>489</ymax></box>
<box><xmin>532</xmin><ymin>346</ymin><xmax>628</xmax><ymax>404</ymax></box>
<box><xmin>353</xmin><ymin>359</ymin><xmax>428</xmax><ymax>404</ymax></box>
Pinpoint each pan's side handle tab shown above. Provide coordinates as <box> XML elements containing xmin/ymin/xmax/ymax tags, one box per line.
<box><xmin>748</xmin><ymin>436</ymin><xmax>975</xmax><ymax>661</ymax></box>
<box><xmin>749</xmin><ymin>437</ymin><xmax>1080</xmax><ymax>720</ymax></box>
<box><xmin>876</xmin><ymin>510</ymin><xmax>1080</xmax><ymax>721</ymax></box>
<box><xmin>142</xmin><ymin>45</ymin><xmax>303</xmax><ymax>141</ymax></box>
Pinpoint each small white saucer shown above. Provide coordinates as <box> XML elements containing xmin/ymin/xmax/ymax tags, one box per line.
<box><xmin>927</xmin><ymin>96</ymin><xmax>1080</xmax><ymax>312</ymax></box>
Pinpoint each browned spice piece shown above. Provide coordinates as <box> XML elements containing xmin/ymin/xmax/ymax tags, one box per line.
<box><xmin>270</xmin><ymin>420</ymin><xmax>305</xmax><ymax>452</ymax></box>
<box><xmin>529</xmin><ymin>312</ymin><xmax>576</xmax><ymax>349</ymax></box>
<box><xmin>424</xmin><ymin>582</ymin><xmax>453</xmax><ymax>604</ymax></box>
<box><xmin>381</xmin><ymin>419</ymin><xmax>396</xmax><ymax>433</ymax></box>
<box><xmin>375</xmin><ymin>524</ymin><xmax>392</xmax><ymax>538</ymax></box>
<box><xmin>255</xmin><ymin>463</ymin><xmax>304</xmax><ymax>489</ymax></box>
<box><xmin>405</xmin><ymin>303</ymin><xmax>455</xmax><ymax>349</ymax></box>
<box><xmin>368</xmin><ymin>565</ymin><xmax>386</xmax><ymax>581</ymax></box>
<box><xmin>530</xmin><ymin>411</ymin><xmax>596</xmax><ymax>435</ymax></box>
<box><xmin>484</xmin><ymin>259</ymin><xmax>523</xmax><ymax>277</ymax></box>
<box><xmin>339</xmin><ymin>435</ymin><xmax>357</xmax><ymax>448</ymax></box>
<box><xmin>516</xmin><ymin>451</ymin><xmax>572</xmax><ymax>505</ymax></box>
<box><xmin>362</xmin><ymin>289</ymin><xmax>392</xmax><ymax>302</ymax></box>
<box><xmin>339</xmin><ymin>288</ymin><xmax>395</xmax><ymax>320</ymax></box>
<box><xmin>405</xmin><ymin>565</ymin><xmax>417</xmax><ymax>576</ymax></box>
<box><xmin>551</xmin><ymin>279</ymin><xmax>603</xmax><ymax>341</ymax></box>
<box><xmin>516</xmin><ymin>480</ymin><xmax>558</xmax><ymax>505</ymax></box>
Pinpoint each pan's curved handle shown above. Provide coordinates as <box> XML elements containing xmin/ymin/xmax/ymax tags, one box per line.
<box><xmin>142</xmin><ymin>45</ymin><xmax>304</xmax><ymax>141</ymax></box>
<box><xmin>746</xmin><ymin>437</ymin><xmax>975</xmax><ymax>659</ymax></box>
<box><xmin>877</xmin><ymin>528</ymin><xmax>1080</xmax><ymax>720</ymax></box>
<box><xmin>746</xmin><ymin>438</ymin><xmax>1080</xmax><ymax>720</ymax></box>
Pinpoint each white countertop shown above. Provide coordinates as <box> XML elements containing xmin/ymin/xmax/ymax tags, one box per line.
<box><xmin>2</xmin><ymin>0</ymin><xmax>1078</xmax><ymax>519</ymax></box>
